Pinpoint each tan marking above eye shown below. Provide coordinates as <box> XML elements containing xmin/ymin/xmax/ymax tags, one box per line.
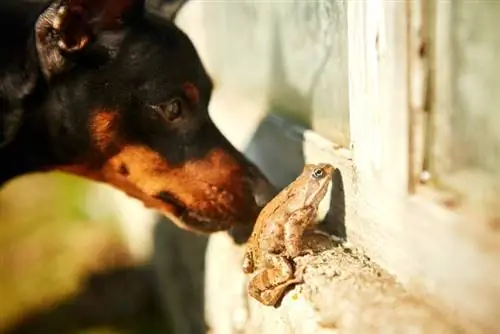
<box><xmin>183</xmin><ymin>82</ymin><xmax>200</xmax><ymax>104</ymax></box>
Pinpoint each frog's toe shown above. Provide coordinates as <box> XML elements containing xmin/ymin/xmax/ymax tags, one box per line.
<box><xmin>299</xmin><ymin>248</ymin><xmax>315</xmax><ymax>256</ymax></box>
<box><xmin>242</xmin><ymin>253</ymin><xmax>255</xmax><ymax>273</ymax></box>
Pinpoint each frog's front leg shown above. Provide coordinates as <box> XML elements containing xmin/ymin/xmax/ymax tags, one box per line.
<box><xmin>247</xmin><ymin>253</ymin><xmax>295</xmax><ymax>306</ymax></box>
<box><xmin>284</xmin><ymin>206</ymin><xmax>317</xmax><ymax>258</ymax></box>
<box><xmin>242</xmin><ymin>248</ymin><xmax>255</xmax><ymax>274</ymax></box>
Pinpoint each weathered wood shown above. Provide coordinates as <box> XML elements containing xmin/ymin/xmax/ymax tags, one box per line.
<box><xmin>173</xmin><ymin>0</ymin><xmax>500</xmax><ymax>332</ymax></box>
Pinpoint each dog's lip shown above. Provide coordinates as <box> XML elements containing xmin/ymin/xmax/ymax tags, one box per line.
<box><xmin>154</xmin><ymin>189</ymin><xmax>253</xmax><ymax>231</ymax></box>
<box><xmin>155</xmin><ymin>190</ymin><xmax>228</xmax><ymax>223</ymax></box>
<box><xmin>155</xmin><ymin>191</ymin><xmax>187</xmax><ymax>216</ymax></box>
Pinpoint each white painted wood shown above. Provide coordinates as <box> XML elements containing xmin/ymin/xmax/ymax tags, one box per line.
<box><xmin>177</xmin><ymin>0</ymin><xmax>500</xmax><ymax>331</ymax></box>
<box><xmin>408</xmin><ymin>0</ymin><xmax>429</xmax><ymax>191</ymax></box>
<box><xmin>346</xmin><ymin>0</ymin><xmax>500</xmax><ymax>330</ymax></box>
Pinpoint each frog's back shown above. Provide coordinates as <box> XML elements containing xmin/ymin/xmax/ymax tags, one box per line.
<box><xmin>244</xmin><ymin>184</ymin><xmax>288</xmax><ymax>258</ymax></box>
<box><xmin>249</xmin><ymin>182</ymin><xmax>292</xmax><ymax>237</ymax></box>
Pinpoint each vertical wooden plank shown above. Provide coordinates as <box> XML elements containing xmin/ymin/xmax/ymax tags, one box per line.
<box><xmin>346</xmin><ymin>0</ymin><xmax>412</xmax><ymax>276</ymax></box>
<box><xmin>408</xmin><ymin>0</ymin><xmax>431</xmax><ymax>191</ymax></box>
<box><xmin>348</xmin><ymin>0</ymin><xmax>409</xmax><ymax>198</ymax></box>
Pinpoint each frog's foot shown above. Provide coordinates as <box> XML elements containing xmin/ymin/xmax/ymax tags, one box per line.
<box><xmin>270</xmin><ymin>262</ymin><xmax>308</xmax><ymax>307</ymax></box>
<box><xmin>293</xmin><ymin>261</ymin><xmax>308</xmax><ymax>282</ymax></box>
<box><xmin>298</xmin><ymin>248</ymin><xmax>315</xmax><ymax>257</ymax></box>
<box><xmin>257</xmin><ymin>272</ymin><xmax>305</xmax><ymax>308</ymax></box>
<box><xmin>305</xmin><ymin>224</ymin><xmax>346</xmax><ymax>242</ymax></box>
<box><xmin>242</xmin><ymin>250</ymin><xmax>255</xmax><ymax>274</ymax></box>
<box><xmin>304</xmin><ymin>228</ymin><xmax>333</xmax><ymax>239</ymax></box>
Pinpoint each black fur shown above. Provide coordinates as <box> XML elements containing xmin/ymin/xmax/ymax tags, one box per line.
<box><xmin>0</xmin><ymin>0</ymin><xmax>274</xmax><ymax>234</ymax></box>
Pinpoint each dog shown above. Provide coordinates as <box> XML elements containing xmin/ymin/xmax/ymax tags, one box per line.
<box><xmin>0</xmin><ymin>0</ymin><xmax>275</xmax><ymax>236</ymax></box>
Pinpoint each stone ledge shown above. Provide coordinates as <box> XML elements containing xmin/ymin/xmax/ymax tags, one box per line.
<box><xmin>205</xmin><ymin>232</ymin><xmax>470</xmax><ymax>334</ymax></box>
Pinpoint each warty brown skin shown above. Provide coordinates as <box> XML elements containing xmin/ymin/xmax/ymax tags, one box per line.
<box><xmin>242</xmin><ymin>163</ymin><xmax>335</xmax><ymax>306</ymax></box>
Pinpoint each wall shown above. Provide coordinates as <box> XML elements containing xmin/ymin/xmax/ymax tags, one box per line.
<box><xmin>168</xmin><ymin>0</ymin><xmax>500</xmax><ymax>333</ymax></box>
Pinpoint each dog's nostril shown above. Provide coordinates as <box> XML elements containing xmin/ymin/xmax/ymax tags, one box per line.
<box><xmin>118</xmin><ymin>163</ymin><xmax>129</xmax><ymax>176</ymax></box>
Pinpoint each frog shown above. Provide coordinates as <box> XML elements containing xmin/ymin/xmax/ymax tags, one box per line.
<box><xmin>242</xmin><ymin>162</ymin><xmax>335</xmax><ymax>307</ymax></box>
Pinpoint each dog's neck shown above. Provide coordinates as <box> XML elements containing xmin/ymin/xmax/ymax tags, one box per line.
<box><xmin>0</xmin><ymin>103</ymin><xmax>56</xmax><ymax>186</ymax></box>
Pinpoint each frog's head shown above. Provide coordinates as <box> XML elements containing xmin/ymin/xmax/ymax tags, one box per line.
<box><xmin>300</xmin><ymin>163</ymin><xmax>335</xmax><ymax>207</ymax></box>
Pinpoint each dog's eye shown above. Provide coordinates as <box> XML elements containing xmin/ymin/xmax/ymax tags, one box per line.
<box><xmin>153</xmin><ymin>98</ymin><xmax>183</xmax><ymax>121</ymax></box>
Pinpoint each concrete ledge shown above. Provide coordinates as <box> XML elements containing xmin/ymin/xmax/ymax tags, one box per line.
<box><xmin>204</xmin><ymin>233</ymin><xmax>467</xmax><ymax>334</ymax></box>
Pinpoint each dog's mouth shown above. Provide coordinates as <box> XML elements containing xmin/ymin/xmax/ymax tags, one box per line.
<box><xmin>155</xmin><ymin>191</ymin><xmax>187</xmax><ymax>216</ymax></box>
<box><xmin>154</xmin><ymin>190</ymin><xmax>247</xmax><ymax>233</ymax></box>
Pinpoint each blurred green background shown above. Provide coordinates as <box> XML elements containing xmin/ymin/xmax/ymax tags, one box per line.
<box><xmin>0</xmin><ymin>172</ymin><xmax>168</xmax><ymax>334</ymax></box>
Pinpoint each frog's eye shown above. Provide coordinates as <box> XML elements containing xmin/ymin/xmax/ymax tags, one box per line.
<box><xmin>312</xmin><ymin>168</ymin><xmax>324</xmax><ymax>179</ymax></box>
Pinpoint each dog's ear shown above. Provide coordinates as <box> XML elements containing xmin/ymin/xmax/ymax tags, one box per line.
<box><xmin>35</xmin><ymin>0</ymin><xmax>145</xmax><ymax>80</ymax></box>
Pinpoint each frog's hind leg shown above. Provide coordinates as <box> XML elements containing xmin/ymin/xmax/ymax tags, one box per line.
<box><xmin>242</xmin><ymin>248</ymin><xmax>255</xmax><ymax>274</ymax></box>
<box><xmin>247</xmin><ymin>254</ymin><xmax>296</xmax><ymax>307</ymax></box>
<box><xmin>261</xmin><ymin>262</ymin><xmax>308</xmax><ymax>306</ymax></box>
<box><xmin>262</xmin><ymin>253</ymin><xmax>295</xmax><ymax>284</ymax></box>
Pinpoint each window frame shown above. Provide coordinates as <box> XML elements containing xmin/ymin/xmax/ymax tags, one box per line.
<box><xmin>343</xmin><ymin>1</ymin><xmax>499</xmax><ymax>330</ymax></box>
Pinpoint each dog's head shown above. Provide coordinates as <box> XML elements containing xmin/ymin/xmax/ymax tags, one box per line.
<box><xmin>28</xmin><ymin>0</ymin><xmax>275</xmax><ymax>233</ymax></box>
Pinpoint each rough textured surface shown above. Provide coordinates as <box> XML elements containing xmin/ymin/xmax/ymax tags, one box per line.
<box><xmin>205</xmin><ymin>232</ymin><xmax>470</xmax><ymax>334</ymax></box>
